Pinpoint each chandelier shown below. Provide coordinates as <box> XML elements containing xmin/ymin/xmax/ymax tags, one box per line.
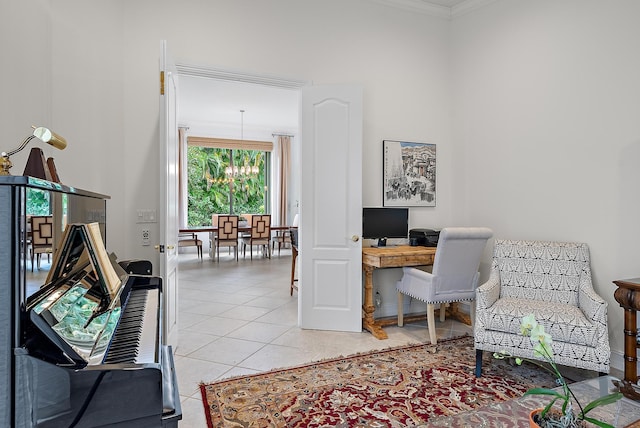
<box><xmin>224</xmin><ymin>110</ymin><xmax>259</xmax><ymax>179</ymax></box>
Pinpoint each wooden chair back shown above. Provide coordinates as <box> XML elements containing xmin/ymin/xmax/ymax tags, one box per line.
<box><xmin>250</xmin><ymin>215</ymin><xmax>271</xmax><ymax>240</ymax></box>
<box><xmin>217</xmin><ymin>215</ymin><xmax>238</xmax><ymax>240</ymax></box>
<box><xmin>31</xmin><ymin>215</ymin><xmax>54</xmax><ymax>249</ymax></box>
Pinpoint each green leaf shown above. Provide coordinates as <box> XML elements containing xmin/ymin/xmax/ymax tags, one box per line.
<box><xmin>523</xmin><ymin>388</ymin><xmax>564</xmax><ymax>398</ymax></box>
<box><xmin>581</xmin><ymin>416</ymin><xmax>615</xmax><ymax>428</ymax></box>
<box><xmin>580</xmin><ymin>392</ymin><xmax>623</xmax><ymax>416</ymax></box>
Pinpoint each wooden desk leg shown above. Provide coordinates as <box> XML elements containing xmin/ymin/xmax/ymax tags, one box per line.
<box><xmin>623</xmin><ymin>307</ymin><xmax>638</xmax><ymax>383</ymax></box>
<box><xmin>449</xmin><ymin>302</ymin><xmax>472</xmax><ymax>326</ymax></box>
<box><xmin>362</xmin><ymin>264</ymin><xmax>387</xmax><ymax>339</ymax></box>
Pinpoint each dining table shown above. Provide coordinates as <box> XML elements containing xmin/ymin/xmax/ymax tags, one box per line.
<box><xmin>179</xmin><ymin>225</ymin><xmax>293</xmax><ymax>260</ymax></box>
<box><xmin>179</xmin><ymin>225</ymin><xmax>292</xmax><ymax>234</ymax></box>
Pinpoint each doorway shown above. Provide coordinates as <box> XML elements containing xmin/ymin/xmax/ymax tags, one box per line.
<box><xmin>176</xmin><ymin>66</ymin><xmax>304</xmax><ymax>229</ymax></box>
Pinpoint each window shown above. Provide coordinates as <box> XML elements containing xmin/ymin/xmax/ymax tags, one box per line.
<box><xmin>26</xmin><ymin>188</ymin><xmax>51</xmax><ymax>215</ymax></box>
<box><xmin>185</xmin><ymin>137</ymin><xmax>273</xmax><ymax>227</ymax></box>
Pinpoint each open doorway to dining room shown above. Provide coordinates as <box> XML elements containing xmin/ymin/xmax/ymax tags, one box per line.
<box><xmin>176</xmin><ymin>67</ymin><xmax>303</xmax><ymax>257</ymax></box>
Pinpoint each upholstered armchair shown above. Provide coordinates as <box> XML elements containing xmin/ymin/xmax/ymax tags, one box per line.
<box><xmin>474</xmin><ymin>240</ymin><xmax>610</xmax><ymax>377</ymax></box>
<box><xmin>396</xmin><ymin>227</ymin><xmax>493</xmax><ymax>345</ymax></box>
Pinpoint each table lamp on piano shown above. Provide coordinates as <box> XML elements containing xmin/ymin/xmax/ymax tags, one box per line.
<box><xmin>0</xmin><ymin>126</ymin><xmax>67</xmax><ymax>181</ymax></box>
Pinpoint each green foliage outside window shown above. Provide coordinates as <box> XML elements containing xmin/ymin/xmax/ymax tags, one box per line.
<box><xmin>187</xmin><ymin>146</ymin><xmax>267</xmax><ymax>226</ymax></box>
<box><xmin>26</xmin><ymin>189</ymin><xmax>51</xmax><ymax>215</ymax></box>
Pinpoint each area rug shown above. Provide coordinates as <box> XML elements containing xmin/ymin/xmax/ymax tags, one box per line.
<box><xmin>200</xmin><ymin>335</ymin><xmax>556</xmax><ymax>427</ymax></box>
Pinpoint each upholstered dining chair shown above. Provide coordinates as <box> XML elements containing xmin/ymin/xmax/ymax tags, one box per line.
<box><xmin>239</xmin><ymin>214</ymin><xmax>253</xmax><ymax>240</ymax></box>
<box><xmin>290</xmin><ymin>227</ymin><xmax>299</xmax><ymax>295</ymax></box>
<box><xmin>474</xmin><ymin>240</ymin><xmax>610</xmax><ymax>377</ymax></box>
<box><xmin>30</xmin><ymin>215</ymin><xmax>54</xmax><ymax>272</ymax></box>
<box><xmin>214</xmin><ymin>215</ymin><xmax>239</xmax><ymax>262</ymax></box>
<box><xmin>396</xmin><ymin>227</ymin><xmax>493</xmax><ymax>345</ymax></box>
<box><xmin>272</xmin><ymin>213</ymin><xmax>299</xmax><ymax>256</ymax></box>
<box><xmin>178</xmin><ymin>232</ymin><xmax>203</xmax><ymax>259</ymax></box>
<box><xmin>242</xmin><ymin>214</ymin><xmax>271</xmax><ymax>259</ymax></box>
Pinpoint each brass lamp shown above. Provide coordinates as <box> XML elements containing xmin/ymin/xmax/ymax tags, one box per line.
<box><xmin>0</xmin><ymin>126</ymin><xmax>67</xmax><ymax>175</ymax></box>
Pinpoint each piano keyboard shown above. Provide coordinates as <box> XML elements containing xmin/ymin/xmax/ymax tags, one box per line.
<box><xmin>104</xmin><ymin>288</ymin><xmax>159</xmax><ymax>364</ymax></box>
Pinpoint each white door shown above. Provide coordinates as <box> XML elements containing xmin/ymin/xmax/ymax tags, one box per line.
<box><xmin>299</xmin><ymin>85</ymin><xmax>363</xmax><ymax>332</ymax></box>
<box><xmin>159</xmin><ymin>40</ymin><xmax>179</xmax><ymax>348</ymax></box>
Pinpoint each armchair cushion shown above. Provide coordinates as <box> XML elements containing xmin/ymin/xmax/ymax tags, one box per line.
<box><xmin>481</xmin><ymin>297</ymin><xmax>598</xmax><ymax>347</ymax></box>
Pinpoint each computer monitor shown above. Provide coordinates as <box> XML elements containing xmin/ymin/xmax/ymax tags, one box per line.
<box><xmin>362</xmin><ymin>207</ymin><xmax>409</xmax><ymax>246</ymax></box>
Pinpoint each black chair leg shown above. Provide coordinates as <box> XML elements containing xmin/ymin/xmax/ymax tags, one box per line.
<box><xmin>475</xmin><ymin>349</ymin><xmax>483</xmax><ymax>377</ymax></box>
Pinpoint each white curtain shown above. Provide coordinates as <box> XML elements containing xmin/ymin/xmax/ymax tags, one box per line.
<box><xmin>178</xmin><ymin>127</ymin><xmax>188</xmax><ymax>228</ymax></box>
<box><xmin>272</xmin><ymin>135</ymin><xmax>291</xmax><ymax>225</ymax></box>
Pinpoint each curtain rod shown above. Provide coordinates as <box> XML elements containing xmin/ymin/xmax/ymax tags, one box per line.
<box><xmin>272</xmin><ymin>132</ymin><xmax>294</xmax><ymax>137</ymax></box>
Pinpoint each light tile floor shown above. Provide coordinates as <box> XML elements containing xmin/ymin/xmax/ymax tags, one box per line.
<box><xmin>175</xmin><ymin>247</ymin><xmax>473</xmax><ymax>427</ymax></box>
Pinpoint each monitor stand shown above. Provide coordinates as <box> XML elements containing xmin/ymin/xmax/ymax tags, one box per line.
<box><xmin>377</xmin><ymin>238</ymin><xmax>387</xmax><ymax>247</ymax></box>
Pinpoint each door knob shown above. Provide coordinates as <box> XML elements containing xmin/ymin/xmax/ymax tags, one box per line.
<box><xmin>352</xmin><ymin>235</ymin><xmax>360</xmax><ymax>242</ymax></box>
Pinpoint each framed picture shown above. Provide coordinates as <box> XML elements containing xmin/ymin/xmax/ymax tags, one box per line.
<box><xmin>383</xmin><ymin>140</ymin><xmax>436</xmax><ymax>207</ymax></box>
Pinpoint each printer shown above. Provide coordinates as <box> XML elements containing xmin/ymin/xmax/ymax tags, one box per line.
<box><xmin>409</xmin><ymin>228</ymin><xmax>440</xmax><ymax>247</ymax></box>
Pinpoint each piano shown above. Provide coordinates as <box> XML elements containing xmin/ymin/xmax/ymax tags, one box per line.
<box><xmin>13</xmin><ymin>222</ymin><xmax>181</xmax><ymax>427</ymax></box>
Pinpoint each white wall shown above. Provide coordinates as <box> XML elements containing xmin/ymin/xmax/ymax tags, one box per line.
<box><xmin>127</xmin><ymin>0</ymin><xmax>452</xmax><ymax>311</ymax></box>
<box><xmin>452</xmin><ymin>0</ymin><xmax>640</xmax><ymax>369</ymax></box>
<box><xmin>1</xmin><ymin>0</ymin><xmax>52</xmax><ymax>173</ymax></box>
<box><xmin>2</xmin><ymin>0</ymin><xmax>452</xmax><ymax>312</ymax></box>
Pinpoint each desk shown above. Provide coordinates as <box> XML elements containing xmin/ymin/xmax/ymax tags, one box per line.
<box><xmin>362</xmin><ymin>245</ymin><xmax>436</xmax><ymax>339</ymax></box>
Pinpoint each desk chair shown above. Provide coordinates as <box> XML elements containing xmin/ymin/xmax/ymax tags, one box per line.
<box><xmin>396</xmin><ymin>227</ymin><xmax>493</xmax><ymax>345</ymax></box>
<box><xmin>30</xmin><ymin>215</ymin><xmax>54</xmax><ymax>271</ymax></box>
<box><xmin>178</xmin><ymin>232</ymin><xmax>202</xmax><ymax>259</ymax></box>
<box><xmin>214</xmin><ymin>215</ymin><xmax>239</xmax><ymax>261</ymax></box>
<box><xmin>242</xmin><ymin>215</ymin><xmax>271</xmax><ymax>259</ymax></box>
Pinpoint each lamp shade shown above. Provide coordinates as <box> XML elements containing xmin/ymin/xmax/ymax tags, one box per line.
<box><xmin>33</xmin><ymin>127</ymin><xmax>67</xmax><ymax>150</ymax></box>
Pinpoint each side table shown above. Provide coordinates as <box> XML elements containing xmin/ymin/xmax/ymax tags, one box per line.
<box><xmin>613</xmin><ymin>278</ymin><xmax>640</xmax><ymax>386</ymax></box>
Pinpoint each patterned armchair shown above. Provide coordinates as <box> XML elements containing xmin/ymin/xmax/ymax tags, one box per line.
<box><xmin>474</xmin><ymin>240</ymin><xmax>610</xmax><ymax>377</ymax></box>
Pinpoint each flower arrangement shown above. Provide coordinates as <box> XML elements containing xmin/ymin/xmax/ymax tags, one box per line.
<box><xmin>494</xmin><ymin>315</ymin><xmax>622</xmax><ymax>428</ymax></box>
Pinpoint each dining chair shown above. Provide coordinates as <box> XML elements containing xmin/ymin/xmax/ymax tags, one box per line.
<box><xmin>30</xmin><ymin>215</ymin><xmax>54</xmax><ymax>272</ymax></box>
<box><xmin>214</xmin><ymin>215</ymin><xmax>239</xmax><ymax>262</ymax></box>
<box><xmin>178</xmin><ymin>232</ymin><xmax>202</xmax><ymax>259</ymax></box>
<box><xmin>396</xmin><ymin>227</ymin><xmax>493</xmax><ymax>345</ymax></box>
<box><xmin>290</xmin><ymin>227</ymin><xmax>299</xmax><ymax>295</ymax></box>
<box><xmin>239</xmin><ymin>214</ymin><xmax>254</xmax><ymax>241</ymax></box>
<box><xmin>272</xmin><ymin>213</ymin><xmax>299</xmax><ymax>256</ymax></box>
<box><xmin>241</xmin><ymin>214</ymin><xmax>271</xmax><ymax>260</ymax></box>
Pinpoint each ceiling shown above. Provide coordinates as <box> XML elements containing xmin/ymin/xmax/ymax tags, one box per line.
<box><xmin>177</xmin><ymin>76</ymin><xmax>300</xmax><ymax>139</ymax></box>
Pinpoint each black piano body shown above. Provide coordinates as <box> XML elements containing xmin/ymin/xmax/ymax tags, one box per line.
<box><xmin>15</xmin><ymin>223</ymin><xmax>181</xmax><ymax>427</ymax></box>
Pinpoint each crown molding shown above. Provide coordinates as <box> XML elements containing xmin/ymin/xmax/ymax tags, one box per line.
<box><xmin>451</xmin><ymin>0</ymin><xmax>498</xmax><ymax>18</ymax></box>
<box><xmin>371</xmin><ymin>0</ymin><xmax>451</xmax><ymax>19</ymax></box>
<box><xmin>371</xmin><ymin>0</ymin><xmax>497</xmax><ymax>19</ymax></box>
<box><xmin>175</xmin><ymin>64</ymin><xmax>308</xmax><ymax>90</ymax></box>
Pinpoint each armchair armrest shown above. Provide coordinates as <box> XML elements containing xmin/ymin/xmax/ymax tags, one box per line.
<box><xmin>578</xmin><ymin>265</ymin><xmax>607</xmax><ymax>324</ymax></box>
<box><xmin>476</xmin><ymin>261</ymin><xmax>501</xmax><ymax>310</ymax></box>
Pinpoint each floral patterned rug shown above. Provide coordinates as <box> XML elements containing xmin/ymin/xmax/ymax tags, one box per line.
<box><xmin>199</xmin><ymin>335</ymin><xmax>557</xmax><ymax>427</ymax></box>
